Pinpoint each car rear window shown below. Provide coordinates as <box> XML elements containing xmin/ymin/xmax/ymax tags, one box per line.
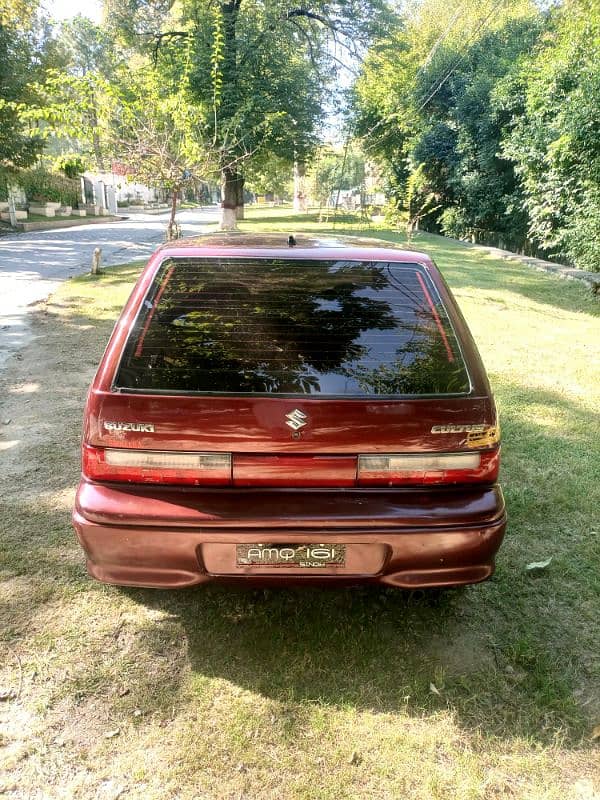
<box><xmin>114</xmin><ymin>257</ymin><xmax>471</xmax><ymax>396</ymax></box>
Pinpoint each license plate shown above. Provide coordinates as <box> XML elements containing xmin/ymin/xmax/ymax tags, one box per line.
<box><xmin>236</xmin><ymin>543</ymin><xmax>346</xmax><ymax>568</ymax></box>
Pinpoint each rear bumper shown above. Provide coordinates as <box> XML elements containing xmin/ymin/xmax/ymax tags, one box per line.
<box><xmin>72</xmin><ymin>481</ymin><xmax>507</xmax><ymax>589</ymax></box>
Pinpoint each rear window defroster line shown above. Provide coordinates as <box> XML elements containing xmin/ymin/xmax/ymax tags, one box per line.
<box><xmin>415</xmin><ymin>271</ymin><xmax>454</xmax><ymax>363</ymax></box>
<box><xmin>135</xmin><ymin>264</ymin><xmax>175</xmax><ymax>358</ymax></box>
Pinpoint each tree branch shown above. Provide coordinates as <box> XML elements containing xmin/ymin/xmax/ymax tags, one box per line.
<box><xmin>134</xmin><ymin>30</ymin><xmax>190</xmax><ymax>64</ymax></box>
<box><xmin>284</xmin><ymin>8</ymin><xmax>341</xmax><ymax>30</ymax></box>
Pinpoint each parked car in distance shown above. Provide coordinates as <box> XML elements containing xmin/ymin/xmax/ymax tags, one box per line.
<box><xmin>72</xmin><ymin>233</ymin><xmax>506</xmax><ymax>589</ymax></box>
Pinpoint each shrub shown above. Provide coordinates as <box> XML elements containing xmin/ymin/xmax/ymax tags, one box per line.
<box><xmin>19</xmin><ymin>168</ymin><xmax>80</xmax><ymax>206</ymax></box>
<box><xmin>382</xmin><ymin>198</ymin><xmax>405</xmax><ymax>226</ymax></box>
<box><xmin>440</xmin><ymin>207</ymin><xmax>470</xmax><ymax>240</ymax></box>
<box><xmin>0</xmin><ymin>167</ymin><xmax>79</xmax><ymax>206</ymax></box>
<box><xmin>58</xmin><ymin>158</ymin><xmax>86</xmax><ymax>179</ymax></box>
<box><xmin>564</xmin><ymin>188</ymin><xmax>600</xmax><ymax>273</ymax></box>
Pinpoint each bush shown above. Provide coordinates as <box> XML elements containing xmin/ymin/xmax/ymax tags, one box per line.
<box><xmin>0</xmin><ymin>166</ymin><xmax>18</xmax><ymax>201</ymax></box>
<box><xmin>20</xmin><ymin>169</ymin><xmax>79</xmax><ymax>206</ymax></box>
<box><xmin>440</xmin><ymin>207</ymin><xmax>471</xmax><ymax>240</ymax></box>
<box><xmin>58</xmin><ymin>158</ymin><xmax>86</xmax><ymax>179</ymax></box>
<box><xmin>382</xmin><ymin>198</ymin><xmax>405</xmax><ymax>226</ymax></box>
<box><xmin>0</xmin><ymin>167</ymin><xmax>79</xmax><ymax>207</ymax></box>
<box><xmin>564</xmin><ymin>189</ymin><xmax>600</xmax><ymax>272</ymax></box>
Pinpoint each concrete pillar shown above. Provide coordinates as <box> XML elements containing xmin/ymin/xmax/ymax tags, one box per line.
<box><xmin>94</xmin><ymin>181</ymin><xmax>106</xmax><ymax>215</ymax></box>
<box><xmin>106</xmin><ymin>186</ymin><xmax>118</xmax><ymax>215</ymax></box>
<box><xmin>7</xmin><ymin>192</ymin><xmax>17</xmax><ymax>227</ymax></box>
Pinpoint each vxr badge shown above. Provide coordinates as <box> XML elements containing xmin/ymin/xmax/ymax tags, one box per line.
<box><xmin>285</xmin><ymin>409</ymin><xmax>308</xmax><ymax>431</ymax></box>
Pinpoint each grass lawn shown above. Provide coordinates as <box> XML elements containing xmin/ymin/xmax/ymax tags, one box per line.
<box><xmin>0</xmin><ymin>207</ymin><xmax>598</xmax><ymax>799</ymax></box>
<box><xmin>26</xmin><ymin>213</ymin><xmax>87</xmax><ymax>223</ymax></box>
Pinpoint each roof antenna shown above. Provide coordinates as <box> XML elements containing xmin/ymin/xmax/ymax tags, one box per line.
<box><xmin>288</xmin><ymin>234</ymin><xmax>297</xmax><ymax>247</ymax></box>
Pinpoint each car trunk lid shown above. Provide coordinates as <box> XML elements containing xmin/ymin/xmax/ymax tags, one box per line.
<box><xmin>84</xmin><ymin>254</ymin><xmax>499</xmax><ymax>487</ymax></box>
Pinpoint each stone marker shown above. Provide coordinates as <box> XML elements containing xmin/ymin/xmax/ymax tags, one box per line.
<box><xmin>91</xmin><ymin>247</ymin><xmax>102</xmax><ymax>275</ymax></box>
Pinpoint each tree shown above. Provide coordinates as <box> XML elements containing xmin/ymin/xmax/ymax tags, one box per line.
<box><xmin>107</xmin><ymin>66</ymin><xmax>214</xmax><ymax>238</ymax></box>
<box><xmin>57</xmin><ymin>15</ymin><xmax>122</xmax><ymax>171</ymax></box>
<box><xmin>244</xmin><ymin>155</ymin><xmax>293</xmax><ymax>199</ymax></box>
<box><xmin>308</xmin><ymin>144</ymin><xmax>365</xmax><ymax>207</ymax></box>
<box><xmin>0</xmin><ymin>4</ymin><xmax>64</xmax><ymax>168</ymax></box>
<box><xmin>39</xmin><ymin>52</ymin><xmax>214</xmax><ymax>238</ymax></box>
<box><xmin>423</xmin><ymin>15</ymin><xmax>541</xmax><ymax>245</ymax></box>
<box><xmin>353</xmin><ymin>0</ymin><xmax>540</xmax><ymax>242</ymax></box>
<box><xmin>498</xmin><ymin>0</ymin><xmax>600</xmax><ymax>270</ymax></box>
<box><xmin>109</xmin><ymin>0</ymin><xmax>391</xmax><ymax>228</ymax></box>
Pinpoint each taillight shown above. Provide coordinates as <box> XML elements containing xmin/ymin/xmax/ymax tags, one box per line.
<box><xmin>82</xmin><ymin>444</ymin><xmax>232</xmax><ymax>485</ymax></box>
<box><xmin>358</xmin><ymin>449</ymin><xmax>499</xmax><ymax>486</ymax></box>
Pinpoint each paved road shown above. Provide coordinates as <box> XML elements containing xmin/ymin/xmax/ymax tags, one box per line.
<box><xmin>0</xmin><ymin>207</ymin><xmax>220</xmax><ymax>369</ymax></box>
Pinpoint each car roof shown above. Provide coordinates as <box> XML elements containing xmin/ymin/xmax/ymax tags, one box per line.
<box><xmin>157</xmin><ymin>232</ymin><xmax>435</xmax><ymax>266</ymax></box>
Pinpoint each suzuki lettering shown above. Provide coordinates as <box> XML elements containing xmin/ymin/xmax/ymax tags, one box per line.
<box><xmin>103</xmin><ymin>421</ymin><xmax>155</xmax><ymax>433</ymax></box>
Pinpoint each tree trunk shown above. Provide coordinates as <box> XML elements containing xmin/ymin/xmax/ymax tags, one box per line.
<box><xmin>221</xmin><ymin>167</ymin><xmax>238</xmax><ymax>230</ymax></box>
<box><xmin>218</xmin><ymin>1</ymin><xmax>243</xmax><ymax>230</ymax></box>
<box><xmin>167</xmin><ymin>187</ymin><xmax>179</xmax><ymax>239</ymax></box>
<box><xmin>235</xmin><ymin>173</ymin><xmax>245</xmax><ymax>219</ymax></box>
<box><xmin>293</xmin><ymin>160</ymin><xmax>307</xmax><ymax>212</ymax></box>
<box><xmin>221</xmin><ymin>168</ymin><xmax>245</xmax><ymax>228</ymax></box>
<box><xmin>89</xmin><ymin>91</ymin><xmax>106</xmax><ymax>172</ymax></box>
<box><xmin>165</xmin><ymin>186</ymin><xmax>183</xmax><ymax>240</ymax></box>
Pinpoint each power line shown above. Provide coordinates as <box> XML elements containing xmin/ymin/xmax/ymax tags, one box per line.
<box><xmin>417</xmin><ymin>2</ymin><xmax>467</xmax><ymax>75</ymax></box>
<box><xmin>355</xmin><ymin>2</ymin><xmax>467</xmax><ymax>146</ymax></box>
<box><xmin>358</xmin><ymin>0</ymin><xmax>508</xmax><ymax>148</ymax></box>
<box><xmin>416</xmin><ymin>0</ymin><xmax>508</xmax><ymax>112</ymax></box>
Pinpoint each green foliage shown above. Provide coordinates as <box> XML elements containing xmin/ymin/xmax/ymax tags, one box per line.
<box><xmin>55</xmin><ymin>156</ymin><xmax>87</xmax><ymax>178</ymax></box>
<box><xmin>439</xmin><ymin>206</ymin><xmax>469</xmax><ymax>239</ymax></box>
<box><xmin>138</xmin><ymin>0</ymin><xmax>392</xmax><ymax>220</ymax></box>
<box><xmin>499</xmin><ymin>0</ymin><xmax>600</xmax><ymax>270</ymax></box>
<box><xmin>37</xmin><ymin>16</ymin><xmax>131</xmax><ymax>172</ymax></box>
<box><xmin>0</xmin><ymin>13</ymin><xmax>52</xmax><ymax>167</ymax></box>
<box><xmin>0</xmin><ymin>165</ymin><xmax>79</xmax><ymax>205</ymax></box>
<box><xmin>564</xmin><ymin>188</ymin><xmax>600</xmax><ymax>273</ymax></box>
<box><xmin>405</xmin><ymin>162</ymin><xmax>440</xmax><ymax>231</ymax></box>
<box><xmin>19</xmin><ymin>168</ymin><xmax>79</xmax><ymax>205</ymax></box>
<box><xmin>244</xmin><ymin>155</ymin><xmax>293</xmax><ymax>197</ymax></box>
<box><xmin>35</xmin><ymin>70</ymin><xmax>114</xmax><ymax>166</ymax></box>
<box><xmin>308</xmin><ymin>145</ymin><xmax>366</xmax><ymax>206</ymax></box>
<box><xmin>185</xmin><ymin>0</ymin><xmax>325</xmax><ymax>168</ymax></box>
<box><xmin>0</xmin><ymin>2</ymin><xmax>68</xmax><ymax>167</ymax></box>
<box><xmin>25</xmin><ymin>0</ymin><xmax>391</xmax><ymax>226</ymax></box>
<box><xmin>354</xmin><ymin>0</ymin><xmax>600</xmax><ymax>270</ymax></box>
<box><xmin>210</xmin><ymin>5</ymin><xmax>224</xmax><ymax>111</ymax></box>
<box><xmin>355</xmin><ymin>1</ymin><xmax>540</xmax><ymax>238</ymax></box>
<box><xmin>86</xmin><ymin>63</ymin><xmax>213</xmax><ymax>198</ymax></box>
<box><xmin>0</xmin><ymin>166</ymin><xmax>16</xmax><ymax>200</ymax></box>
<box><xmin>39</xmin><ymin>23</ymin><xmax>209</xmax><ymax>190</ymax></box>
<box><xmin>59</xmin><ymin>14</ymin><xmax>117</xmax><ymax>78</ymax></box>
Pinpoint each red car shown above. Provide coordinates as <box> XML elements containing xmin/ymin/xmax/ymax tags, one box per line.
<box><xmin>72</xmin><ymin>233</ymin><xmax>506</xmax><ymax>589</ymax></box>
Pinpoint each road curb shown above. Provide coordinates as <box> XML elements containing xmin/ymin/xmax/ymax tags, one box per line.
<box><xmin>12</xmin><ymin>215</ymin><xmax>127</xmax><ymax>233</ymax></box>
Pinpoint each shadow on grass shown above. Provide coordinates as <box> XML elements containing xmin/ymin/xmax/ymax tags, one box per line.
<box><xmin>118</xmin><ymin>379</ymin><xmax>599</xmax><ymax>747</ymax></box>
<box><xmin>241</xmin><ymin>211</ymin><xmax>368</xmax><ymax>227</ymax></box>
